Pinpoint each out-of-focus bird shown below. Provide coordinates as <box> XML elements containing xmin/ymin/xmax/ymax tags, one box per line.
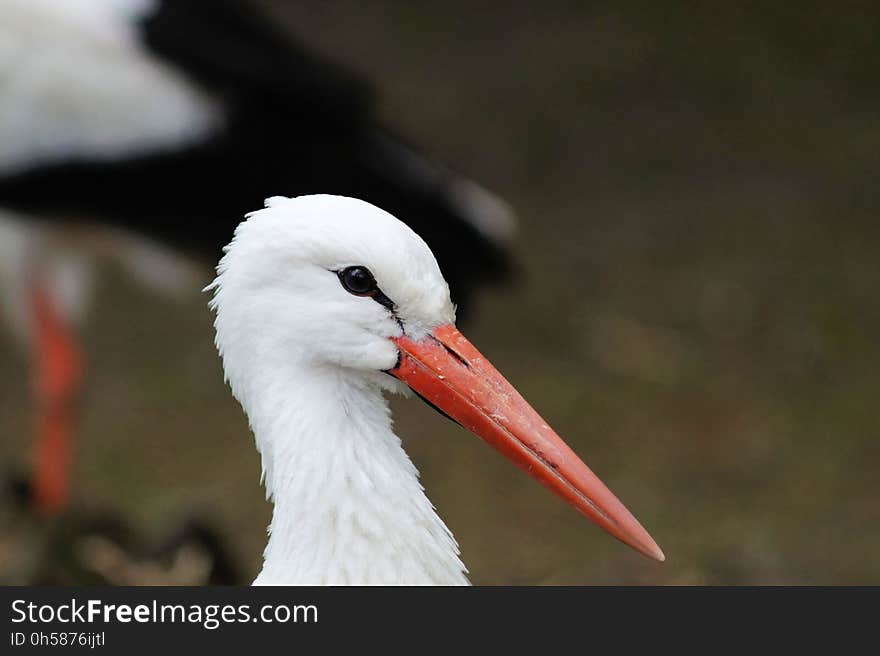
<box><xmin>209</xmin><ymin>195</ymin><xmax>662</xmax><ymax>585</ymax></box>
<box><xmin>0</xmin><ymin>0</ymin><xmax>514</xmax><ymax>515</ymax></box>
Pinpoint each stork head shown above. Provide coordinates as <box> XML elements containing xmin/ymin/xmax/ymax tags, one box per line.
<box><xmin>208</xmin><ymin>195</ymin><xmax>452</xmax><ymax>384</ymax></box>
<box><xmin>209</xmin><ymin>194</ymin><xmax>664</xmax><ymax>562</ymax></box>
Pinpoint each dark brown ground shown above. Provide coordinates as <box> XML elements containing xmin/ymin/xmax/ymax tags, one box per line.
<box><xmin>2</xmin><ymin>1</ymin><xmax>878</xmax><ymax>584</ymax></box>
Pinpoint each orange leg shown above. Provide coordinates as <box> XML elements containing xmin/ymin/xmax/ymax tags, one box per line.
<box><xmin>28</xmin><ymin>282</ymin><xmax>83</xmax><ymax>514</ymax></box>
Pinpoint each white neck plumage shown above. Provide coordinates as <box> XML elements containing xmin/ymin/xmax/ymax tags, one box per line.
<box><xmin>249</xmin><ymin>367</ymin><xmax>469</xmax><ymax>585</ymax></box>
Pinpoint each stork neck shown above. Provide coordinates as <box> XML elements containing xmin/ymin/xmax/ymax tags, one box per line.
<box><xmin>250</xmin><ymin>368</ymin><xmax>468</xmax><ymax>585</ymax></box>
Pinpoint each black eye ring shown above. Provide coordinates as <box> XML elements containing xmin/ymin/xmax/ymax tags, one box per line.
<box><xmin>336</xmin><ymin>265</ymin><xmax>397</xmax><ymax>314</ymax></box>
<box><xmin>338</xmin><ymin>266</ymin><xmax>378</xmax><ymax>296</ymax></box>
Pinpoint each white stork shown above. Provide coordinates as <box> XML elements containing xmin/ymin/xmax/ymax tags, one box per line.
<box><xmin>0</xmin><ymin>0</ymin><xmax>514</xmax><ymax>515</ymax></box>
<box><xmin>208</xmin><ymin>195</ymin><xmax>663</xmax><ymax>585</ymax></box>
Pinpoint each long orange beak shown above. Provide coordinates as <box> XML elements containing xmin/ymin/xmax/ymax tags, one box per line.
<box><xmin>388</xmin><ymin>324</ymin><xmax>664</xmax><ymax>562</ymax></box>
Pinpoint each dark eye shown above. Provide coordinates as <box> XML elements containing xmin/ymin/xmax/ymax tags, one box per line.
<box><xmin>338</xmin><ymin>266</ymin><xmax>378</xmax><ymax>296</ymax></box>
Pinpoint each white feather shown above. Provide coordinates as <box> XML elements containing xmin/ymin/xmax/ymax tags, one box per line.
<box><xmin>0</xmin><ymin>0</ymin><xmax>221</xmax><ymax>174</ymax></box>
<box><xmin>209</xmin><ymin>195</ymin><xmax>468</xmax><ymax>585</ymax></box>
<box><xmin>0</xmin><ymin>0</ymin><xmax>216</xmax><ymax>337</ymax></box>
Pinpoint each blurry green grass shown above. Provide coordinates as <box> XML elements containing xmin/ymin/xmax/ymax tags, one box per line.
<box><xmin>2</xmin><ymin>1</ymin><xmax>879</xmax><ymax>583</ymax></box>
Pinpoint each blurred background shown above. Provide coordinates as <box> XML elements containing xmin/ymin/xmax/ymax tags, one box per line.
<box><xmin>1</xmin><ymin>0</ymin><xmax>879</xmax><ymax>584</ymax></box>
